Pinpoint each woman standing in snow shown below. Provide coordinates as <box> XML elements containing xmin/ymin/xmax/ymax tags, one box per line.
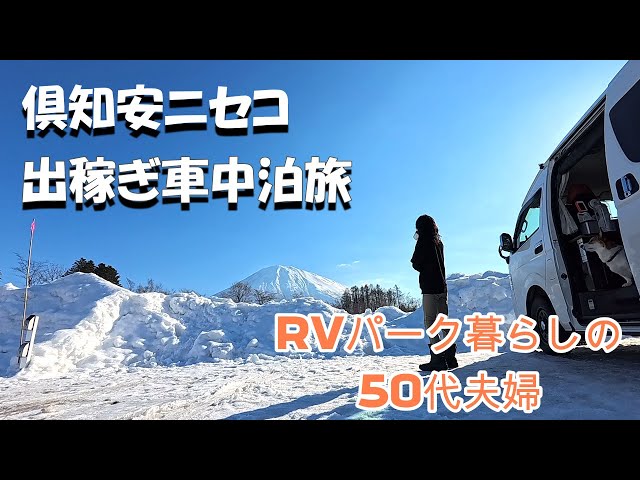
<box><xmin>411</xmin><ymin>214</ymin><xmax>458</xmax><ymax>371</ymax></box>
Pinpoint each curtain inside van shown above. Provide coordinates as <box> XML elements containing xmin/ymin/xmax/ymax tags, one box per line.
<box><xmin>559</xmin><ymin>173</ymin><xmax>579</xmax><ymax>235</ymax></box>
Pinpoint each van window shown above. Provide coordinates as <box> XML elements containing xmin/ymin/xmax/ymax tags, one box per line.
<box><xmin>602</xmin><ymin>199</ymin><xmax>618</xmax><ymax>219</ymax></box>
<box><xmin>514</xmin><ymin>190</ymin><xmax>541</xmax><ymax>250</ymax></box>
<box><xmin>610</xmin><ymin>78</ymin><xmax>640</xmax><ymax>162</ymax></box>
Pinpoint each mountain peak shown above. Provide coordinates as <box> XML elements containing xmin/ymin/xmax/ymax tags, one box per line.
<box><xmin>216</xmin><ymin>265</ymin><xmax>349</xmax><ymax>303</ymax></box>
<box><xmin>256</xmin><ymin>265</ymin><xmax>297</xmax><ymax>273</ymax></box>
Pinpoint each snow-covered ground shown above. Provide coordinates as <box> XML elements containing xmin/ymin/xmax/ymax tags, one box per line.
<box><xmin>3</xmin><ymin>345</ymin><xmax>640</xmax><ymax>420</ymax></box>
<box><xmin>2</xmin><ymin>272</ymin><xmax>639</xmax><ymax>420</ymax></box>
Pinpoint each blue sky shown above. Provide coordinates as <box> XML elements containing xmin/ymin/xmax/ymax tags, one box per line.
<box><xmin>0</xmin><ymin>60</ymin><xmax>627</xmax><ymax>298</ymax></box>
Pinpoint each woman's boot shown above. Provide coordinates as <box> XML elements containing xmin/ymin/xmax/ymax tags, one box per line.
<box><xmin>443</xmin><ymin>343</ymin><xmax>458</xmax><ymax>369</ymax></box>
<box><xmin>419</xmin><ymin>345</ymin><xmax>449</xmax><ymax>371</ymax></box>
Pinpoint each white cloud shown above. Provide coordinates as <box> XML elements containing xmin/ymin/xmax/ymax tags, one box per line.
<box><xmin>356</xmin><ymin>278</ymin><xmax>386</xmax><ymax>285</ymax></box>
<box><xmin>337</xmin><ymin>260</ymin><xmax>360</xmax><ymax>268</ymax></box>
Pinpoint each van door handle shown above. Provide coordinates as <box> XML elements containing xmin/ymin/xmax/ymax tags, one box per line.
<box><xmin>534</xmin><ymin>243</ymin><xmax>543</xmax><ymax>255</ymax></box>
<box><xmin>616</xmin><ymin>174</ymin><xmax>639</xmax><ymax>200</ymax></box>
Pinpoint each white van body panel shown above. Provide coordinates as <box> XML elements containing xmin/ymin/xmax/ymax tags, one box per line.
<box><xmin>510</xmin><ymin>165</ymin><xmax>574</xmax><ymax>331</ymax></box>
<box><xmin>509</xmin><ymin>171</ymin><xmax>544</xmax><ymax>318</ymax></box>
<box><xmin>604</xmin><ymin>61</ymin><xmax>640</xmax><ymax>297</ymax></box>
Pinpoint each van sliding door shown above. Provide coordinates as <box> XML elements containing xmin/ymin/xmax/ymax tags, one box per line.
<box><xmin>605</xmin><ymin>60</ymin><xmax>640</xmax><ymax>296</ymax></box>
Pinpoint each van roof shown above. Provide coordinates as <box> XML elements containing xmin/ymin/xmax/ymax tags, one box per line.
<box><xmin>544</xmin><ymin>90</ymin><xmax>606</xmax><ymax>166</ymax></box>
<box><xmin>521</xmin><ymin>91</ymin><xmax>606</xmax><ymax>207</ymax></box>
<box><xmin>522</xmin><ymin>167</ymin><xmax>546</xmax><ymax>206</ymax></box>
<box><xmin>519</xmin><ymin>61</ymin><xmax>630</xmax><ymax>208</ymax></box>
<box><xmin>543</xmin><ymin>61</ymin><xmax>631</xmax><ymax>166</ymax></box>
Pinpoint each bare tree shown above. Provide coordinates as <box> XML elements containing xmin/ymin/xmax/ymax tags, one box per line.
<box><xmin>399</xmin><ymin>294</ymin><xmax>420</xmax><ymax>312</ymax></box>
<box><xmin>334</xmin><ymin>283</ymin><xmax>420</xmax><ymax>313</ymax></box>
<box><xmin>39</xmin><ymin>262</ymin><xmax>66</xmax><ymax>284</ymax></box>
<box><xmin>12</xmin><ymin>252</ymin><xmax>64</xmax><ymax>286</ymax></box>
<box><xmin>224</xmin><ymin>281</ymin><xmax>254</xmax><ymax>302</ymax></box>
<box><xmin>130</xmin><ymin>278</ymin><xmax>174</xmax><ymax>294</ymax></box>
<box><xmin>179</xmin><ymin>288</ymin><xmax>207</xmax><ymax>296</ymax></box>
<box><xmin>253</xmin><ymin>287</ymin><xmax>277</xmax><ymax>304</ymax></box>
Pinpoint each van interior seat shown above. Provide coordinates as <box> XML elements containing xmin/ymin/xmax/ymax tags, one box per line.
<box><xmin>565</xmin><ymin>183</ymin><xmax>618</xmax><ymax>234</ymax></box>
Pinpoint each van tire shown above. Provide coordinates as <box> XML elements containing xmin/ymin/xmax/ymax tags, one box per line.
<box><xmin>530</xmin><ymin>295</ymin><xmax>572</xmax><ymax>355</ymax></box>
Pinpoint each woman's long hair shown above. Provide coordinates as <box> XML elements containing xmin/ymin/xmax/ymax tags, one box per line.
<box><xmin>416</xmin><ymin>214</ymin><xmax>442</xmax><ymax>244</ymax></box>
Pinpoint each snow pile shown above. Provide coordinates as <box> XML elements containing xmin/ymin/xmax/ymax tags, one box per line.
<box><xmin>380</xmin><ymin>271</ymin><xmax>515</xmax><ymax>356</ymax></box>
<box><xmin>0</xmin><ymin>273</ymin><xmax>370</xmax><ymax>378</ymax></box>
<box><xmin>0</xmin><ymin>271</ymin><xmax>514</xmax><ymax>379</ymax></box>
<box><xmin>216</xmin><ymin>265</ymin><xmax>349</xmax><ymax>303</ymax></box>
<box><xmin>447</xmin><ymin>271</ymin><xmax>514</xmax><ymax>321</ymax></box>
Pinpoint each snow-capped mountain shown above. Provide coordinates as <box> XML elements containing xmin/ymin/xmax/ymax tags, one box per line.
<box><xmin>215</xmin><ymin>265</ymin><xmax>349</xmax><ymax>304</ymax></box>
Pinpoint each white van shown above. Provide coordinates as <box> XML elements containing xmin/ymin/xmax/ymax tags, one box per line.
<box><xmin>499</xmin><ymin>60</ymin><xmax>640</xmax><ymax>354</ymax></box>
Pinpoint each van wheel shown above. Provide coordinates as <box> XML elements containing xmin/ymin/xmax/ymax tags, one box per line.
<box><xmin>530</xmin><ymin>295</ymin><xmax>571</xmax><ymax>355</ymax></box>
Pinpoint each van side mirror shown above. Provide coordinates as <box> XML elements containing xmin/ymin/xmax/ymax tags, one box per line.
<box><xmin>500</xmin><ymin>233</ymin><xmax>514</xmax><ymax>252</ymax></box>
<box><xmin>499</xmin><ymin>233</ymin><xmax>513</xmax><ymax>263</ymax></box>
